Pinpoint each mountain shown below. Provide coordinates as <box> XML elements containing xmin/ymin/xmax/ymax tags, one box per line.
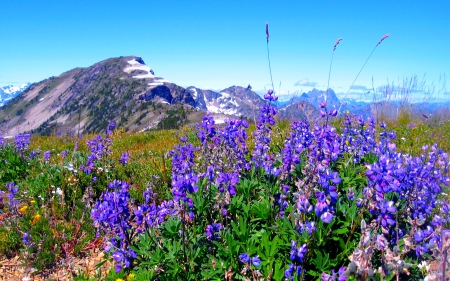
<box><xmin>0</xmin><ymin>56</ymin><xmax>268</xmax><ymax>136</ymax></box>
<box><xmin>280</xmin><ymin>88</ymin><xmax>341</xmax><ymax>110</ymax></box>
<box><xmin>278</xmin><ymin>101</ymin><xmax>320</xmax><ymax>121</ymax></box>
<box><xmin>0</xmin><ymin>83</ymin><xmax>31</xmax><ymax>107</ymax></box>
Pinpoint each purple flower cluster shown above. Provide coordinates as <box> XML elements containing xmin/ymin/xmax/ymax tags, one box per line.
<box><xmin>22</xmin><ymin>233</ymin><xmax>33</xmax><ymax>248</ymax></box>
<box><xmin>6</xmin><ymin>182</ymin><xmax>18</xmax><ymax>210</ymax></box>
<box><xmin>284</xmin><ymin>241</ymin><xmax>307</xmax><ymax>280</ymax></box>
<box><xmin>83</xmin><ymin>134</ymin><xmax>112</xmax><ymax>174</ymax></box>
<box><xmin>252</xmin><ymin>90</ymin><xmax>278</xmax><ymax>175</ymax></box>
<box><xmin>217</xmin><ymin>172</ymin><xmax>239</xmax><ymax>196</ymax></box>
<box><xmin>197</xmin><ymin>112</ymin><xmax>216</xmax><ymax>145</ymax></box>
<box><xmin>91</xmin><ymin>180</ymin><xmax>136</xmax><ymax>272</ymax></box>
<box><xmin>205</xmin><ymin>222</ymin><xmax>222</xmax><ymax>241</ymax></box>
<box><xmin>92</xmin><ymin>180</ymin><xmax>178</xmax><ymax>272</ymax></box>
<box><xmin>341</xmin><ymin>115</ymin><xmax>377</xmax><ymax>162</ymax></box>
<box><xmin>280</xmin><ymin>120</ymin><xmax>313</xmax><ymax>176</ymax></box>
<box><xmin>239</xmin><ymin>253</ymin><xmax>261</xmax><ymax>267</ymax></box>
<box><xmin>119</xmin><ymin>152</ymin><xmax>129</xmax><ymax>166</ymax></box>
<box><xmin>43</xmin><ymin>150</ymin><xmax>51</xmax><ymax>162</ymax></box>
<box><xmin>134</xmin><ymin>188</ymin><xmax>176</xmax><ymax>230</ymax></box>
<box><xmin>14</xmin><ymin>133</ymin><xmax>31</xmax><ymax>151</ymax></box>
<box><xmin>106</xmin><ymin>121</ymin><xmax>115</xmax><ymax>136</ymax></box>
<box><xmin>220</xmin><ymin>119</ymin><xmax>250</xmax><ymax>172</ymax></box>
<box><xmin>28</xmin><ymin>150</ymin><xmax>40</xmax><ymax>159</ymax></box>
<box><xmin>91</xmin><ymin>180</ymin><xmax>131</xmax><ymax>239</ymax></box>
<box><xmin>197</xmin><ymin>113</ymin><xmax>250</xmax><ymax>179</ymax></box>
<box><xmin>169</xmin><ymin>140</ymin><xmax>198</xmax><ymax>204</ymax></box>
<box><xmin>321</xmin><ymin>267</ymin><xmax>347</xmax><ymax>281</ymax></box>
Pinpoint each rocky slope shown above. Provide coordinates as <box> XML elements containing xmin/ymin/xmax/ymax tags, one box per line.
<box><xmin>0</xmin><ymin>56</ymin><xmax>273</xmax><ymax>136</ymax></box>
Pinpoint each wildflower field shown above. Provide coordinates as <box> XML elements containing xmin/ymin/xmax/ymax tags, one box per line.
<box><xmin>1</xmin><ymin>89</ymin><xmax>450</xmax><ymax>281</ymax></box>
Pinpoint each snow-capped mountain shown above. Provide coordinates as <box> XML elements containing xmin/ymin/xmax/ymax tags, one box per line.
<box><xmin>0</xmin><ymin>83</ymin><xmax>31</xmax><ymax>107</ymax></box>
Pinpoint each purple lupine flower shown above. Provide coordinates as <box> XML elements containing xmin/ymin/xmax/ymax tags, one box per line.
<box><xmin>285</xmin><ymin>241</ymin><xmax>307</xmax><ymax>280</ymax></box>
<box><xmin>298</xmin><ymin>221</ymin><xmax>316</xmax><ymax>235</ymax></box>
<box><xmin>251</xmin><ymin>256</ymin><xmax>261</xmax><ymax>267</ymax></box>
<box><xmin>22</xmin><ymin>233</ymin><xmax>33</xmax><ymax>247</ymax></box>
<box><xmin>252</xmin><ymin>90</ymin><xmax>278</xmax><ymax>173</ymax></box>
<box><xmin>28</xmin><ymin>150</ymin><xmax>40</xmax><ymax>159</ymax></box>
<box><xmin>321</xmin><ymin>267</ymin><xmax>347</xmax><ymax>281</ymax></box>
<box><xmin>217</xmin><ymin>172</ymin><xmax>239</xmax><ymax>196</ymax></box>
<box><xmin>6</xmin><ymin>182</ymin><xmax>18</xmax><ymax>209</ymax></box>
<box><xmin>239</xmin><ymin>253</ymin><xmax>250</xmax><ymax>263</ymax></box>
<box><xmin>239</xmin><ymin>253</ymin><xmax>260</xmax><ymax>267</ymax></box>
<box><xmin>119</xmin><ymin>152</ymin><xmax>129</xmax><ymax>166</ymax></box>
<box><xmin>378</xmin><ymin>201</ymin><xmax>396</xmax><ymax>228</ymax></box>
<box><xmin>289</xmin><ymin>241</ymin><xmax>308</xmax><ymax>263</ymax></box>
<box><xmin>205</xmin><ymin>222</ymin><xmax>222</xmax><ymax>241</ymax></box>
<box><xmin>170</xmin><ymin>140</ymin><xmax>198</xmax><ymax>204</ymax></box>
<box><xmin>197</xmin><ymin>112</ymin><xmax>216</xmax><ymax>145</ymax></box>
<box><xmin>106</xmin><ymin>121</ymin><xmax>115</xmax><ymax>136</ymax></box>
<box><xmin>285</xmin><ymin>264</ymin><xmax>296</xmax><ymax>280</ymax></box>
<box><xmin>44</xmin><ymin>150</ymin><xmax>51</xmax><ymax>162</ymax></box>
<box><xmin>14</xmin><ymin>133</ymin><xmax>31</xmax><ymax>151</ymax></box>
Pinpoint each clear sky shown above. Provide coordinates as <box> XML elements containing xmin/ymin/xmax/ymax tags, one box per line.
<box><xmin>1</xmin><ymin>0</ymin><xmax>449</xmax><ymax>101</ymax></box>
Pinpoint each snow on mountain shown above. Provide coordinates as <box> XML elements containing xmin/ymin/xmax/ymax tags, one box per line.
<box><xmin>0</xmin><ymin>83</ymin><xmax>31</xmax><ymax>107</ymax></box>
<box><xmin>123</xmin><ymin>58</ymin><xmax>155</xmax><ymax>79</ymax></box>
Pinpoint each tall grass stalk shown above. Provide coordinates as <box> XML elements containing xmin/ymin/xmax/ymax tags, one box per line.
<box><xmin>266</xmin><ymin>22</ymin><xmax>274</xmax><ymax>91</ymax></box>
<box><xmin>338</xmin><ymin>34</ymin><xmax>389</xmax><ymax>114</ymax></box>
<box><xmin>326</xmin><ymin>38</ymin><xmax>342</xmax><ymax>104</ymax></box>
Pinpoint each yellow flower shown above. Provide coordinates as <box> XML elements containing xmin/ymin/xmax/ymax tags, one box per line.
<box><xmin>115</xmin><ymin>279</ymin><xmax>124</xmax><ymax>281</ymax></box>
<box><xmin>126</xmin><ymin>273</ymin><xmax>135</xmax><ymax>280</ymax></box>
<box><xmin>30</xmin><ymin>200</ymin><xmax>36</xmax><ymax>204</ymax></box>
<box><xmin>32</xmin><ymin>214</ymin><xmax>41</xmax><ymax>224</ymax></box>
<box><xmin>19</xmin><ymin>205</ymin><xmax>28</xmax><ymax>213</ymax></box>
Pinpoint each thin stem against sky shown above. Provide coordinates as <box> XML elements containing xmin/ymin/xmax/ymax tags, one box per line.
<box><xmin>266</xmin><ymin>22</ymin><xmax>274</xmax><ymax>91</ymax></box>
<box><xmin>326</xmin><ymin>38</ymin><xmax>342</xmax><ymax>104</ymax></box>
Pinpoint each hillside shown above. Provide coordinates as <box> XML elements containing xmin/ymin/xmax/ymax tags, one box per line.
<box><xmin>0</xmin><ymin>56</ymin><xmax>271</xmax><ymax>136</ymax></box>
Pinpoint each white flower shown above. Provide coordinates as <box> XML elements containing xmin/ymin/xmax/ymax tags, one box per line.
<box><xmin>418</xmin><ymin>260</ymin><xmax>430</xmax><ymax>271</ymax></box>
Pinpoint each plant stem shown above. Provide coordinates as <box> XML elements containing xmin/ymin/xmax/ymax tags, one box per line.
<box><xmin>345</xmin><ymin>208</ymin><xmax>366</xmax><ymax>248</ymax></box>
<box><xmin>267</xmin><ymin>41</ymin><xmax>274</xmax><ymax>91</ymax></box>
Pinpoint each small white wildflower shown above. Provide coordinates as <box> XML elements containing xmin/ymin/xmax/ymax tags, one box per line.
<box><xmin>418</xmin><ymin>260</ymin><xmax>430</xmax><ymax>271</ymax></box>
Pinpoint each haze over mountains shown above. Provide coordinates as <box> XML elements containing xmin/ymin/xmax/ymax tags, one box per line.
<box><xmin>0</xmin><ymin>56</ymin><xmax>448</xmax><ymax>136</ymax></box>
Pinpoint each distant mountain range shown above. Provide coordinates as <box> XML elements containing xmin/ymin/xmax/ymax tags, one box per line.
<box><xmin>1</xmin><ymin>56</ymin><xmax>448</xmax><ymax>136</ymax></box>
<box><xmin>0</xmin><ymin>83</ymin><xmax>31</xmax><ymax>107</ymax></box>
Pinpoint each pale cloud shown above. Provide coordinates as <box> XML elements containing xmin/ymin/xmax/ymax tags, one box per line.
<box><xmin>350</xmin><ymin>85</ymin><xmax>371</xmax><ymax>92</ymax></box>
<box><xmin>294</xmin><ymin>78</ymin><xmax>318</xmax><ymax>87</ymax></box>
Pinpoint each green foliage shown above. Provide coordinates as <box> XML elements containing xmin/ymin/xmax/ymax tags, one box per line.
<box><xmin>0</xmin><ymin>145</ymin><xmax>30</xmax><ymax>183</ymax></box>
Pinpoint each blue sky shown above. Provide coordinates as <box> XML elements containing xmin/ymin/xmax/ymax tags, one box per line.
<box><xmin>1</xmin><ymin>1</ymin><xmax>449</xmax><ymax>101</ymax></box>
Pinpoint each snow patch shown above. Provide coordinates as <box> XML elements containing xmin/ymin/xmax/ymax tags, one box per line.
<box><xmin>190</xmin><ymin>88</ymin><xmax>198</xmax><ymax>99</ymax></box>
<box><xmin>124</xmin><ymin>59</ymin><xmax>155</xmax><ymax>79</ymax></box>
<box><xmin>219</xmin><ymin>92</ymin><xmax>230</xmax><ymax>98</ymax></box>
<box><xmin>148</xmin><ymin>82</ymin><xmax>164</xmax><ymax>86</ymax></box>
